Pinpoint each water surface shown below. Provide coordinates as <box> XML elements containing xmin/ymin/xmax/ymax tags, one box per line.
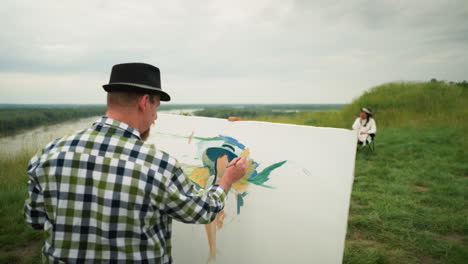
<box><xmin>0</xmin><ymin>116</ymin><xmax>101</xmax><ymax>156</ymax></box>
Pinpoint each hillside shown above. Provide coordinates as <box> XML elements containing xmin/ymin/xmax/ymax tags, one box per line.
<box><xmin>251</xmin><ymin>81</ymin><xmax>468</xmax><ymax>129</ymax></box>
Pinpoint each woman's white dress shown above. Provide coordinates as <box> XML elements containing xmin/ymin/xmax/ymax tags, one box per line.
<box><xmin>352</xmin><ymin>117</ymin><xmax>377</xmax><ymax>144</ymax></box>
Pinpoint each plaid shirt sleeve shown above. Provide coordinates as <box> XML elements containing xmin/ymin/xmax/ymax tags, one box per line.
<box><xmin>24</xmin><ymin>176</ymin><xmax>47</xmax><ymax>230</ymax></box>
<box><xmin>24</xmin><ymin>140</ymin><xmax>57</xmax><ymax>230</ymax></box>
<box><xmin>160</xmin><ymin>161</ymin><xmax>227</xmax><ymax>224</ymax></box>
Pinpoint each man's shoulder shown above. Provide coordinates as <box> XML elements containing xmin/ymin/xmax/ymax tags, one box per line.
<box><xmin>138</xmin><ymin>141</ymin><xmax>180</xmax><ymax>170</ymax></box>
<box><xmin>46</xmin><ymin>128</ymin><xmax>92</xmax><ymax>151</ymax></box>
<box><xmin>28</xmin><ymin>128</ymin><xmax>91</xmax><ymax>170</ymax></box>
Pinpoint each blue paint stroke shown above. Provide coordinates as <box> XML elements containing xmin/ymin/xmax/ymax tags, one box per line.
<box><xmin>219</xmin><ymin>135</ymin><xmax>246</xmax><ymax>150</ymax></box>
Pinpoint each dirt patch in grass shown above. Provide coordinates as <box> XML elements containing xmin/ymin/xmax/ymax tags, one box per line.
<box><xmin>441</xmin><ymin>233</ymin><xmax>465</xmax><ymax>243</ymax></box>
<box><xmin>419</xmin><ymin>255</ymin><xmax>436</xmax><ymax>264</ymax></box>
<box><xmin>348</xmin><ymin>231</ymin><xmax>385</xmax><ymax>249</ymax></box>
<box><xmin>0</xmin><ymin>240</ymin><xmax>41</xmax><ymax>263</ymax></box>
<box><xmin>350</xmin><ymin>200</ymin><xmax>367</xmax><ymax>209</ymax></box>
<box><xmin>415</xmin><ymin>185</ymin><xmax>430</xmax><ymax>192</ymax></box>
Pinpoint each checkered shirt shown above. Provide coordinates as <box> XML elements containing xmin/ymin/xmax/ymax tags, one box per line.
<box><xmin>24</xmin><ymin>117</ymin><xmax>227</xmax><ymax>263</ymax></box>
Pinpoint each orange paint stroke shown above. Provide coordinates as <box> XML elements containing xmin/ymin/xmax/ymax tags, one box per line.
<box><xmin>188</xmin><ymin>131</ymin><xmax>195</xmax><ymax>144</ymax></box>
<box><xmin>205</xmin><ymin>222</ymin><xmax>217</xmax><ymax>262</ymax></box>
<box><xmin>204</xmin><ymin>210</ymin><xmax>226</xmax><ymax>262</ymax></box>
<box><xmin>228</xmin><ymin>116</ymin><xmax>242</xmax><ymax>121</ymax></box>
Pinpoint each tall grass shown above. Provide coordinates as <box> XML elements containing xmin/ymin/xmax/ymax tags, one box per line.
<box><xmin>0</xmin><ymin>151</ymin><xmax>43</xmax><ymax>263</ymax></box>
<box><xmin>339</xmin><ymin>81</ymin><xmax>468</xmax><ymax>128</ymax></box>
<box><xmin>250</xmin><ymin>81</ymin><xmax>468</xmax><ymax>129</ymax></box>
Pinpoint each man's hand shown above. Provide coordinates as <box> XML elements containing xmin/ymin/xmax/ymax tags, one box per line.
<box><xmin>224</xmin><ymin>157</ymin><xmax>247</xmax><ymax>182</ymax></box>
<box><xmin>216</xmin><ymin>157</ymin><xmax>247</xmax><ymax>192</ymax></box>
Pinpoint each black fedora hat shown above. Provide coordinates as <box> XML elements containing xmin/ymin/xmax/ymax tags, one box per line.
<box><xmin>103</xmin><ymin>63</ymin><xmax>171</xmax><ymax>101</ymax></box>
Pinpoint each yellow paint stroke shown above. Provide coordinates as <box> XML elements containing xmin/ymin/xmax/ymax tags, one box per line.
<box><xmin>186</xmin><ymin>167</ymin><xmax>210</xmax><ymax>188</ymax></box>
<box><xmin>202</xmin><ymin>152</ymin><xmax>215</xmax><ymax>171</ymax></box>
<box><xmin>240</xmin><ymin>148</ymin><xmax>250</xmax><ymax>158</ymax></box>
<box><xmin>232</xmin><ymin>158</ymin><xmax>258</xmax><ymax>193</ymax></box>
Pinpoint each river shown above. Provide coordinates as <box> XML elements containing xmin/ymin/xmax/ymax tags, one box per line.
<box><xmin>0</xmin><ymin>116</ymin><xmax>101</xmax><ymax>157</ymax></box>
<box><xmin>0</xmin><ymin>109</ymin><xmax>200</xmax><ymax>157</ymax></box>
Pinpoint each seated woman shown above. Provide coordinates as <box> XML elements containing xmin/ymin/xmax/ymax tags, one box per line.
<box><xmin>352</xmin><ymin>107</ymin><xmax>377</xmax><ymax>145</ymax></box>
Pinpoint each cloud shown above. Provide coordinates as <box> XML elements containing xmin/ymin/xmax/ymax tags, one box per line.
<box><xmin>0</xmin><ymin>72</ymin><xmax>106</xmax><ymax>104</ymax></box>
<box><xmin>1</xmin><ymin>0</ymin><xmax>467</xmax><ymax>104</ymax></box>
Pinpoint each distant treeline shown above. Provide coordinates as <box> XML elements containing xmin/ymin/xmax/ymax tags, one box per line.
<box><xmin>164</xmin><ymin>104</ymin><xmax>343</xmax><ymax>111</ymax></box>
<box><xmin>0</xmin><ymin>106</ymin><xmax>106</xmax><ymax>136</ymax></box>
<box><xmin>192</xmin><ymin>104</ymin><xmax>343</xmax><ymax>118</ymax></box>
<box><xmin>0</xmin><ymin>104</ymin><xmax>343</xmax><ymax>136</ymax></box>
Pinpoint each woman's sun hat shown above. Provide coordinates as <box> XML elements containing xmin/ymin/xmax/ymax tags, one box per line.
<box><xmin>361</xmin><ymin>107</ymin><xmax>373</xmax><ymax>117</ymax></box>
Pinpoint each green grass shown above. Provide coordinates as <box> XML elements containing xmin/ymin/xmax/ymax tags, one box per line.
<box><xmin>0</xmin><ymin>81</ymin><xmax>467</xmax><ymax>263</ymax></box>
<box><xmin>0</xmin><ymin>151</ymin><xmax>44</xmax><ymax>263</ymax></box>
<box><xmin>344</xmin><ymin>126</ymin><xmax>468</xmax><ymax>263</ymax></box>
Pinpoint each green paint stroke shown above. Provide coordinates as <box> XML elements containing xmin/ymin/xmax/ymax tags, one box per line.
<box><xmin>192</xmin><ymin>136</ymin><xmax>223</xmax><ymax>141</ymax></box>
<box><xmin>237</xmin><ymin>192</ymin><xmax>248</xmax><ymax>214</ymax></box>
<box><xmin>248</xmin><ymin>160</ymin><xmax>287</xmax><ymax>187</ymax></box>
<box><xmin>155</xmin><ymin>132</ymin><xmax>185</xmax><ymax>138</ymax></box>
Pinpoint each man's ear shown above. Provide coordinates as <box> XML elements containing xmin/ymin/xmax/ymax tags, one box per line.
<box><xmin>137</xmin><ymin>94</ymin><xmax>149</xmax><ymax>112</ymax></box>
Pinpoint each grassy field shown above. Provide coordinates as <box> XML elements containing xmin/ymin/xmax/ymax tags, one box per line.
<box><xmin>0</xmin><ymin>81</ymin><xmax>466</xmax><ymax>263</ymax></box>
<box><xmin>344</xmin><ymin>126</ymin><xmax>467</xmax><ymax>263</ymax></box>
<box><xmin>0</xmin><ymin>151</ymin><xmax>42</xmax><ymax>263</ymax></box>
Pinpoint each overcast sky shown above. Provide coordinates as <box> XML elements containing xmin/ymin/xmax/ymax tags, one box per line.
<box><xmin>1</xmin><ymin>0</ymin><xmax>467</xmax><ymax>104</ymax></box>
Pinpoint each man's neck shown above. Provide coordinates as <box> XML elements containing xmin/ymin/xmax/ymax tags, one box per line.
<box><xmin>106</xmin><ymin>109</ymin><xmax>141</xmax><ymax>132</ymax></box>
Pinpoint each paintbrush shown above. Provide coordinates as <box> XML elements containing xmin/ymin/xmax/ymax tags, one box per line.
<box><xmin>225</xmin><ymin>158</ymin><xmax>241</xmax><ymax>169</ymax></box>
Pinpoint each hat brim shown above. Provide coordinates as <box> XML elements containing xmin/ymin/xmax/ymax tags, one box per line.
<box><xmin>205</xmin><ymin>147</ymin><xmax>238</xmax><ymax>163</ymax></box>
<box><xmin>361</xmin><ymin>108</ymin><xmax>373</xmax><ymax>117</ymax></box>
<box><xmin>103</xmin><ymin>82</ymin><xmax>171</xmax><ymax>102</ymax></box>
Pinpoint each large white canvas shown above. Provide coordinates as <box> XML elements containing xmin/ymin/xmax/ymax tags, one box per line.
<box><xmin>148</xmin><ymin>114</ymin><xmax>357</xmax><ymax>264</ymax></box>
